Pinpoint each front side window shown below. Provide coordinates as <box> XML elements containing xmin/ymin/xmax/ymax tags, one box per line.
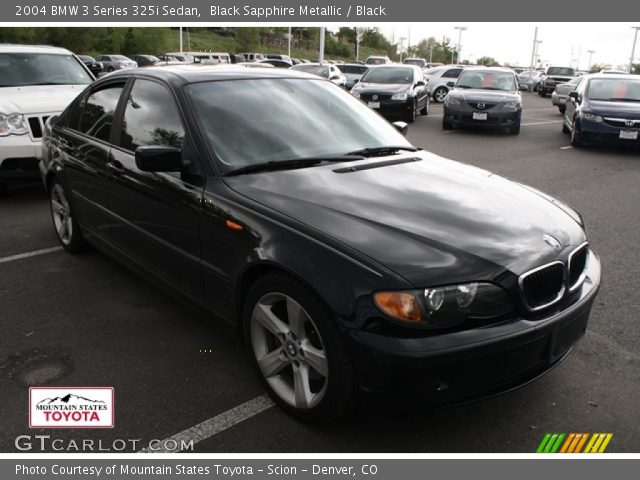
<box><xmin>120</xmin><ymin>79</ymin><xmax>184</xmax><ymax>152</ymax></box>
<box><xmin>76</xmin><ymin>84</ymin><xmax>124</xmax><ymax>141</ymax></box>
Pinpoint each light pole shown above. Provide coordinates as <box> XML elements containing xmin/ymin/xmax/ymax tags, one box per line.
<box><xmin>454</xmin><ymin>26</ymin><xmax>467</xmax><ymax>64</ymax></box>
<box><xmin>399</xmin><ymin>37</ymin><xmax>407</xmax><ymax>62</ymax></box>
<box><xmin>587</xmin><ymin>50</ymin><xmax>595</xmax><ymax>73</ymax></box>
<box><xmin>287</xmin><ymin>27</ymin><xmax>292</xmax><ymax>58</ymax></box>
<box><xmin>629</xmin><ymin>26</ymin><xmax>640</xmax><ymax>73</ymax></box>
<box><xmin>429</xmin><ymin>45</ymin><xmax>433</xmax><ymax>64</ymax></box>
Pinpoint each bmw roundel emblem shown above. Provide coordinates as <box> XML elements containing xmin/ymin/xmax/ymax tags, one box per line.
<box><xmin>542</xmin><ymin>234</ymin><xmax>561</xmax><ymax>249</ymax></box>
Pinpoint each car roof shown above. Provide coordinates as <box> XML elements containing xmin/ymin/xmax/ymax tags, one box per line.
<box><xmin>0</xmin><ymin>43</ymin><xmax>74</xmax><ymax>55</ymax></box>
<box><xmin>459</xmin><ymin>66</ymin><xmax>515</xmax><ymax>74</ymax></box>
<box><xmin>586</xmin><ymin>73</ymin><xmax>638</xmax><ymax>80</ymax></box>
<box><xmin>102</xmin><ymin>64</ymin><xmax>324</xmax><ymax>84</ymax></box>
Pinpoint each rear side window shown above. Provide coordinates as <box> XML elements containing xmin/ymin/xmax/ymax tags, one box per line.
<box><xmin>76</xmin><ymin>84</ymin><xmax>124</xmax><ymax>141</ymax></box>
<box><xmin>442</xmin><ymin>68</ymin><xmax>463</xmax><ymax>78</ymax></box>
<box><xmin>120</xmin><ymin>79</ymin><xmax>184</xmax><ymax>152</ymax></box>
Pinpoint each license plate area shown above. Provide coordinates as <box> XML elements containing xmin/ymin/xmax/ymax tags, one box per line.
<box><xmin>368</xmin><ymin>101</ymin><xmax>380</xmax><ymax>109</ymax></box>
<box><xmin>473</xmin><ymin>112</ymin><xmax>488</xmax><ymax>120</ymax></box>
<box><xmin>619</xmin><ymin>130</ymin><xmax>638</xmax><ymax>140</ymax></box>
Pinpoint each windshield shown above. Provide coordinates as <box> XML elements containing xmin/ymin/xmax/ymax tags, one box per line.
<box><xmin>0</xmin><ymin>53</ymin><xmax>93</xmax><ymax>87</ymax></box>
<box><xmin>456</xmin><ymin>71</ymin><xmax>517</xmax><ymax>91</ymax></box>
<box><xmin>360</xmin><ymin>67</ymin><xmax>414</xmax><ymax>84</ymax></box>
<box><xmin>186</xmin><ymin>78</ymin><xmax>412</xmax><ymax>170</ymax></box>
<box><xmin>365</xmin><ymin>57</ymin><xmax>387</xmax><ymax>65</ymax></box>
<box><xmin>586</xmin><ymin>78</ymin><xmax>640</xmax><ymax>102</ymax></box>
<box><xmin>113</xmin><ymin>55</ymin><xmax>130</xmax><ymax>61</ymax></box>
<box><xmin>291</xmin><ymin>64</ymin><xmax>329</xmax><ymax>78</ymax></box>
<box><xmin>340</xmin><ymin>65</ymin><xmax>368</xmax><ymax>75</ymax></box>
<box><xmin>547</xmin><ymin>67</ymin><xmax>575</xmax><ymax>76</ymax></box>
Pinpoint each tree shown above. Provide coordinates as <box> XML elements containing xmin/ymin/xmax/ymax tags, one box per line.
<box><xmin>235</xmin><ymin>28</ymin><xmax>260</xmax><ymax>51</ymax></box>
<box><xmin>476</xmin><ymin>56</ymin><xmax>501</xmax><ymax>67</ymax></box>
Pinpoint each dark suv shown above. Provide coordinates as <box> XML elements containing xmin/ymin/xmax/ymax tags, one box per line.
<box><xmin>539</xmin><ymin>66</ymin><xmax>576</xmax><ymax>97</ymax></box>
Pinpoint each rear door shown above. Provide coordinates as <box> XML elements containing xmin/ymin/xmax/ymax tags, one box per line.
<box><xmin>59</xmin><ymin>80</ymin><xmax>126</xmax><ymax>235</ymax></box>
<box><xmin>106</xmin><ymin>77</ymin><xmax>206</xmax><ymax>302</ymax></box>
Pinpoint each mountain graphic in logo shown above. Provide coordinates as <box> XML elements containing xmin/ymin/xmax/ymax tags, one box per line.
<box><xmin>37</xmin><ymin>393</ymin><xmax>106</xmax><ymax>405</ymax></box>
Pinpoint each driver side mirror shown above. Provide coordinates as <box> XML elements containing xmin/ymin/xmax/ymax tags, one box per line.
<box><xmin>135</xmin><ymin>146</ymin><xmax>183</xmax><ymax>172</ymax></box>
<box><xmin>330</xmin><ymin>75</ymin><xmax>340</xmax><ymax>80</ymax></box>
<box><xmin>447</xmin><ymin>81</ymin><xmax>455</xmax><ymax>87</ymax></box>
<box><xmin>392</xmin><ymin>121</ymin><xmax>408</xmax><ymax>136</ymax></box>
<box><xmin>416</xmin><ymin>80</ymin><xmax>426</xmax><ymax>87</ymax></box>
<box><xmin>568</xmin><ymin>91</ymin><xmax>581</xmax><ymax>103</ymax></box>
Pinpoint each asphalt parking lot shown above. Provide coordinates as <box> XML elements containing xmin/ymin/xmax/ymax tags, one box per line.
<box><xmin>1</xmin><ymin>91</ymin><xmax>639</xmax><ymax>453</ymax></box>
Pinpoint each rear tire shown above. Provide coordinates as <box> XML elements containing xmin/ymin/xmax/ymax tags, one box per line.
<box><xmin>49</xmin><ymin>179</ymin><xmax>88</xmax><ymax>253</ymax></box>
<box><xmin>433</xmin><ymin>87</ymin><xmax>448</xmax><ymax>103</ymax></box>
<box><xmin>244</xmin><ymin>272</ymin><xmax>357</xmax><ymax>422</ymax></box>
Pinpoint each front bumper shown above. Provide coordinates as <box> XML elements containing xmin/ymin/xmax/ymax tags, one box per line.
<box><xmin>581</xmin><ymin>118</ymin><xmax>640</xmax><ymax>146</ymax></box>
<box><xmin>345</xmin><ymin>249</ymin><xmax>601</xmax><ymax>407</ymax></box>
<box><xmin>0</xmin><ymin>135</ymin><xmax>43</xmax><ymax>183</ymax></box>
<box><xmin>367</xmin><ymin>99</ymin><xmax>414</xmax><ymax>118</ymax></box>
<box><xmin>444</xmin><ymin>106</ymin><xmax>521</xmax><ymax>129</ymax></box>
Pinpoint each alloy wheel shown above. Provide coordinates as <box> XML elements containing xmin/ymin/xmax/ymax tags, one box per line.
<box><xmin>50</xmin><ymin>184</ymin><xmax>73</xmax><ymax>245</ymax></box>
<box><xmin>250</xmin><ymin>292</ymin><xmax>329</xmax><ymax>410</ymax></box>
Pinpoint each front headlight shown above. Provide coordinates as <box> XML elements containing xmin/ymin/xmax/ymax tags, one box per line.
<box><xmin>502</xmin><ymin>101</ymin><xmax>521</xmax><ymax>110</ymax></box>
<box><xmin>351</xmin><ymin>91</ymin><xmax>361</xmax><ymax>99</ymax></box>
<box><xmin>582</xmin><ymin>112</ymin><xmax>603</xmax><ymax>123</ymax></box>
<box><xmin>0</xmin><ymin>113</ymin><xmax>29</xmax><ymax>136</ymax></box>
<box><xmin>391</xmin><ymin>92</ymin><xmax>408</xmax><ymax>101</ymax></box>
<box><xmin>373</xmin><ymin>282</ymin><xmax>514</xmax><ymax>329</ymax></box>
<box><xmin>445</xmin><ymin>96</ymin><xmax>461</xmax><ymax>106</ymax></box>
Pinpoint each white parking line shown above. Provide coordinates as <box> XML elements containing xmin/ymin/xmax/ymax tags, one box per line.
<box><xmin>143</xmin><ymin>394</ymin><xmax>275</xmax><ymax>452</ymax></box>
<box><xmin>560</xmin><ymin>146</ymin><xmax>573</xmax><ymax>150</ymax></box>
<box><xmin>0</xmin><ymin>246</ymin><xmax>63</xmax><ymax>265</ymax></box>
<box><xmin>520</xmin><ymin>120</ymin><xmax>562</xmax><ymax>126</ymax></box>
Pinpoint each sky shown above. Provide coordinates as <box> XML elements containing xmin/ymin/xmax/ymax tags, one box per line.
<box><xmin>378</xmin><ymin>23</ymin><xmax>640</xmax><ymax>69</ymax></box>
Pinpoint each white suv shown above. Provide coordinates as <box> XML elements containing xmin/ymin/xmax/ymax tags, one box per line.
<box><xmin>424</xmin><ymin>65</ymin><xmax>465</xmax><ymax>103</ymax></box>
<box><xmin>0</xmin><ymin>44</ymin><xmax>93</xmax><ymax>195</ymax></box>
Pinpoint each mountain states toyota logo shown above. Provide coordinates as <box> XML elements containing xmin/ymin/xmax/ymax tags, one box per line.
<box><xmin>29</xmin><ymin>387</ymin><xmax>114</xmax><ymax>428</ymax></box>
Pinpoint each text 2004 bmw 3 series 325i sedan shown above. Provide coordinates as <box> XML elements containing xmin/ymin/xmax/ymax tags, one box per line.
<box><xmin>40</xmin><ymin>66</ymin><xmax>601</xmax><ymax>421</ymax></box>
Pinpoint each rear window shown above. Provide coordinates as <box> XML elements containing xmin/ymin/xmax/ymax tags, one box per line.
<box><xmin>340</xmin><ymin>65</ymin><xmax>368</xmax><ymax>75</ymax></box>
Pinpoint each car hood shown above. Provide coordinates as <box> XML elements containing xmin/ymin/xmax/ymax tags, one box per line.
<box><xmin>448</xmin><ymin>89</ymin><xmax>520</xmax><ymax>103</ymax></box>
<box><xmin>587</xmin><ymin>99</ymin><xmax>640</xmax><ymax>117</ymax></box>
<box><xmin>353</xmin><ymin>83</ymin><xmax>411</xmax><ymax>94</ymax></box>
<box><xmin>226</xmin><ymin>152</ymin><xmax>585</xmax><ymax>286</ymax></box>
<box><xmin>0</xmin><ymin>85</ymin><xmax>85</xmax><ymax>115</ymax></box>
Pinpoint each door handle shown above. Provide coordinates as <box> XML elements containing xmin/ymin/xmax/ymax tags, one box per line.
<box><xmin>106</xmin><ymin>160</ymin><xmax>125</xmax><ymax>175</ymax></box>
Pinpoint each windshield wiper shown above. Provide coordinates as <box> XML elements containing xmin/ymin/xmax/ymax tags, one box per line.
<box><xmin>456</xmin><ymin>85</ymin><xmax>472</xmax><ymax>89</ymax></box>
<box><xmin>346</xmin><ymin>146</ymin><xmax>419</xmax><ymax>157</ymax></box>
<box><xmin>224</xmin><ymin>155</ymin><xmax>364</xmax><ymax>176</ymax></box>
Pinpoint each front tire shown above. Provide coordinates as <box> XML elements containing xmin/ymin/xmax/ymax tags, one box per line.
<box><xmin>49</xmin><ymin>179</ymin><xmax>88</xmax><ymax>253</ymax></box>
<box><xmin>244</xmin><ymin>272</ymin><xmax>356</xmax><ymax>422</ymax></box>
<box><xmin>558</xmin><ymin>105</ymin><xmax>566</xmax><ymax>114</ymax></box>
<box><xmin>420</xmin><ymin>98</ymin><xmax>429</xmax><ymax>115</ymax></box>
<box><xmin>509</xmin><ymin>120</ymin><xmax>521</xmax><ymax>135</ymax></box>
<box><xmin>0</xmin><ymin>182</ymin><xmax>8</xmax><ymax>197</ymax></box>
<box><xmin>570</xmin><ymin>119</ymin><xmax>583</xmax><ymax>147</ymax></box>
<box><xmin>442</xmin><ymin>118</ymin><xmax>453</xmax><ymax>130</ymax></box>
<box><xmin>406</xmin><ymin>99</ymin><xmax>417</xmax><ymax>123</ymax></box>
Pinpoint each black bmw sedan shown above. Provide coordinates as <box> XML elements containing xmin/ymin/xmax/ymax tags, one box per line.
<box><xmin>40</xmin><ymin>66</ymin><xmax>600</xmax><ymax>421</ymax></box>
<box><xmin>563</xmin><ymin>73</ymin><xmax>640</xmax><ymax>147</ymax></box>
<box><xmin>350</xmin><ymin>64</ymin><xmax>430</xmax><ymax>122</ymax></box>
<box><xmin>443</xmin><ymin>67</ymin><xmax>522</xmax><ymax>134</ymax></box>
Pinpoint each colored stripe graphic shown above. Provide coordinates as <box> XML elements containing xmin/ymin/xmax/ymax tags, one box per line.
<box><xmin>538</xmin><ymin>433</ymin><xmax>613</xmax><ymax>453</ymax></box>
